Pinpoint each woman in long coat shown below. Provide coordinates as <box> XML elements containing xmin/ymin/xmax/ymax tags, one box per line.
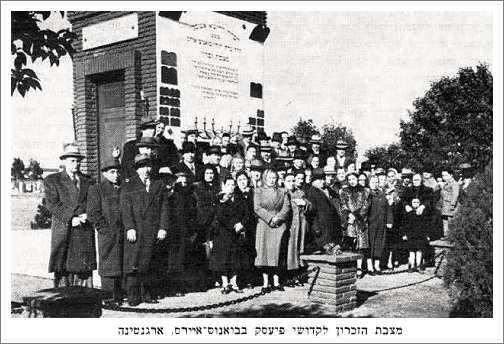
<box><xmin>254</xmin><ymin>169</ymin><xmax>291</xmax><ymax>291</ymax></box>
<box><xmin>401</xmin><ymin>173</ymin><xmax>433</xmax><ymax>272</ymax></box>
<box><xmin>193</xmin><ymin>165</ymin><xmax>220</xmax><ymax>289</ymax></box>
<box><xmin>234</xmin><ymin>171</ymin><xmax>258</xmax><ymax>288</ymax></box>
<box><xmin>164</xmin><ymin>172</ymin><xmax>197</xmax><ymax>295</ymax></box>
<box><xmin>304</xmin><ymin>169</ymin><xmax>341</xmax><ymax>254</ymax></box>
<box><xmin>367</xmin><ymin>175</ymin><xmax>393</xmax><ymax>274</ymax></box>
<box><xmin>284</xmin><ymin>172</ymin><xmax>312</xmax><ymax>285</ymax></box>
<box><xmin>209</xmin><ymin>177</ymin><xmax>250</xmax><ymax>293</ymax></box>
<box><xmin>339</xmin><ymin>172</ymin><xmax>370</xmax><ymax>278</ymax></box>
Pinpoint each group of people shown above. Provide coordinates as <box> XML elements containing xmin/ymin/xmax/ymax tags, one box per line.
<box><xmin>44</xmin><ymin>119</ymin><xmax>471</xmax><ymax>307</ymax></box>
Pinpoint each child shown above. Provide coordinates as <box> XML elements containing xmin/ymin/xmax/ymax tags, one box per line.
<box><xmin>402</xmin><ymin>198</ymin><xmax>430</xmax><ymax>272</ymax></box>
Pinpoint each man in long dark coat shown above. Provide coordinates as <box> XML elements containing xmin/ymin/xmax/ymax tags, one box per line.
<box><xmin>304</xmin><ymin>168</ymin><xmax>342</xmax><ymax>253</ymax></box>
<box><xmin>44</xmin><ymin>143</ymin><xmax>96</xmax><ymax>288</ymax></box>
<box><xmin>120</xmin><ymin>154</ymin><xmax>169</xmax><ymax>306</ymax></box>
<box><xmin>87</xmin><ymin>158</ymin><xmax>123</xmax><ymax>305</ymax></box>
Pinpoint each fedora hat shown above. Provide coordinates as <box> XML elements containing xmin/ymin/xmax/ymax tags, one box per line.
<box><xmin>181</xmin><ymin>128</ymin><xmax>200</xmax><ymax>136</ymax></box>
<box><xmin>271</xmin><ymin>132</ymin><xmax>282</xmax><ymax>143</ymax></box>
<box><xmin>293</xmin><ymin>149</ymin><xmax>305</xmax><ymax>161</ymax></box>
<box><xmin>59</xmin><ymin>143</ymin><xmax>85</xmax><ymax>160</ymax></box>
<box><xmin>207</xmin><ymin>145</ymin><xmax>221</xmax><ymax>156</ymax></box>
<box><xmin>256</xmin><ymin>131</ymin><xmax>270</xmax><ymax>141</ymax></box>
<box><xmin>180</xmin><ymin>141</ymin><xmax>196</xmax><ymax>154</ymax></box>
<box><xmin>401</xmin><ymin>167</ymin><xmax>414</xmax><ymax>177</ymax></box>
<box><xmin>309</xmin><ymin>134</ymin><xmax>322</xmax><ymax>144</ymax></box>
<box><xmin>101</xmin><ymin>158</ymin><xmax>121</xmax><ymax>172</ymax></box>
<box><xmin>311</xmin><ymin>168</ymin><xmax>325</xmax><ymax>181</ymax></box>
<box><xmin>323</xmin><ymin>165</ymin><xmax>337</xmax><ymax>175</ymax></box>
<box><xmin>286</xmin><ymin>136</ymin><xmax>298</xmax><ymax>146</ymax></box>
<box><xmin>136</xmin><ymin>136</ymin><xmax>160</xmax><ymax>148</ymax></box>
<box><xmin>297</xmin><ymin>137</ymin><xmax>308</xmax><ymax>148</ymax></box>
<box><xmin>250</xmin><ymin>159</ymin><xmax>265</xmax><ymax>171</ymax></box>
<box><xmin>375</xmin><ymin>167</ymin><xmax>386</xmax><ymax>176</ymax></box>
<box><xmin>241</xmin><ymin>125</ymin><xmax>254</xmax><ymax>137</ymax></box>
<box><xmin>139</xmin><ymin>119</ymin><xmax>160</xmax><ymax>130</ymax></box>
<box><xmin>335</xmin><ymin>139</ymin><xmax>349</xmax><ymax>150</ymax></box>
<box><xmin>134</xmin><ymin>153</ymin><xmax>152</xmax><ymax>168</ymax></box>
<box><xmin>259</xmin><ymin>144</ymin><xmax>273</xmax><ymax>153</ymax></box>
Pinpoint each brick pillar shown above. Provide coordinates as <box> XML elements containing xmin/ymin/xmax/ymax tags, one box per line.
<box><xmin>301</xmin><ymin>253</ymin><xmax>362</xmax><ymax>313</ymax></box>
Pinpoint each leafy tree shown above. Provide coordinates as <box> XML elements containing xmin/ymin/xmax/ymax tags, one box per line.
<box><xmin>364</xmin><ymin>142</ymin><xmax>416</xmax><ymax>171</ymax></box>
<box><xmin>11</xmin><ymin>158</ymin><xmax>25</xmax><ymax>180</ymax></box>
<box><xmin>291</xmin><ymin>118</ymin><xmax>319</xmax><ymax>141</ymax></box>
<box><xmin>26</xmin><ymin>158</ymin><xmax>44</xmax><ymax>180</ymax></box>
<box><xmin>11</xmin><ymin>11</ymin><xmax>75</xmax><ymax>97</ymax></box>
<box><xmin>400</xmin><ymin>63</ymin><xmax>492</xmax><ymax>172</ymax></box>
<box><xmin>321</xmin><ymin>123</ymin><xmax>357</xmax><ymax>161</ymax></box>
<box><xmin>445</xmin><ymin>163</ymin><xmax>492</xmax><ymax>317</ymax></box>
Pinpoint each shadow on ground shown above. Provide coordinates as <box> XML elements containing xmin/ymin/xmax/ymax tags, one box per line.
<box><xmin>356</xmin><ymin>290</ymin><xmax>378</xmax><ymax>307</ymax></box>
<box><xmin>186</xmin><ymin>302</ymin><xmax>375</xmax><ymax>318</ymax></box>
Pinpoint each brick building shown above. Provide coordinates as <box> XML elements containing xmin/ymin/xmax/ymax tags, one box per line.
<box><xmin>68</xmin><ymin>11</ymin><xmax>269</xmax><ymax>177</ymax></box>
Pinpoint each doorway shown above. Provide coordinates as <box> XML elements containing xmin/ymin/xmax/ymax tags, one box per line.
<box><xmin>96</xmin><ymin>71</ymin><xmax>126</xmax><ymax>175</ymax></box>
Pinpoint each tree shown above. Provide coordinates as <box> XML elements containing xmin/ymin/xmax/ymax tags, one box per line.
<box><xmin>444</xmin><ymin>163</ymin><xmax>492</xmax><ymax>317</ymax></box>
<box><xmin>400</xmin><ymin>63</ymin><xmax>492</xmax><ymax>172</ymax></box>
<box><xmin>26</xmin><ymin>158</ymin><xmax>44</xmax><ymax>180</ymax></box>
<box><xmin>11</xmin><ymin>158</ymin><xmax>25</xmax><ymax>180</ymax></box>
<box><xmin>31</xmin><ymin>198</ymin><xmax>52</xmax><ymax>229</ymax></box>
<box><xmin>291</xmin><ymin>118</ymin><xmax>319</xmax><ymax>141</ymax></box>
<box><xmin>363</xmin><ymin>142</ymin><xmax>421</xmax><ymax>171</ymax></box>
<box><xmin>321</xmin><ymin>123</ymin><xmax>357</xmax><ymax>161</ymax></box>
<box><xmin>11</xmin><ymin>11</ymin><xmax>75</xmax><ymax>97</ymax></box>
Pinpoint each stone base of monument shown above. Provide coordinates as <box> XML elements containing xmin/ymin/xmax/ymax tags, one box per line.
<box><xmin>429</xmin><ymin>239</ymin><xmax>454</xmax><ymax>276</ymax></box>
<box><xmin>301</xmin><ymin>252</ymin><xmax>362</xmax><ymax>313</ymax></box>
<box><xmin>21</xmin><ymin>287</ymin><xmax>109</xmax><ymax>318</ymax></box>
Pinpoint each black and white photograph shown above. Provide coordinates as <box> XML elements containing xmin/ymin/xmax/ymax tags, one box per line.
<box><xmin>2</xmin><ymin>2</ymin><xmax>502</xmax><ymax>343</ymax></box>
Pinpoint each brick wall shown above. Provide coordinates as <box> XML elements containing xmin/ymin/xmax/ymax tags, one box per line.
<box><xmin>70</xmin><ymin>11</ymin><xmax>157</xmax><ymax>177</ymax></box>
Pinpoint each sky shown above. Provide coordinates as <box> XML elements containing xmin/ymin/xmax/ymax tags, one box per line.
<box><xmin>11</xmin><ymin>11</ymin><xmax>492</xmax><ymax>168</ymax></box>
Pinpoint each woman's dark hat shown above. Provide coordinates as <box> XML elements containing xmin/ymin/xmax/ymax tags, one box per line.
<box><xmin>136</xmin><ymin>136</ymin><xmax>160</xmax><ymax>148</ymax></box>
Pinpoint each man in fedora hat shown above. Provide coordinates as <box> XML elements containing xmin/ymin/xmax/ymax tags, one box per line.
<box><xmin>289</xmin><ymin>149</ymin><xmax>306</xmax><ymax>176</ymax></box>
<box><xmin>87</xmin><ymin>157</ymin><xmax>123</xmax><ymax>305</ymax></box>
<box><xmin>122</xmin><ymin>120</ymin><xmax>159</xmax><ymax>181</ymax></box>
<box><xmin>271</xmin><ymin>132</ymin><xmax>288</xmax><ymax>159</ymax></box>
<box><xmin>172</xmin><ymin>142</ymin><xmax>203</xmax><ymax>184</ymax></box>
<box><xmin>44</xmin><ymin>143</ymin><xmax>96</xmax><ymax>288</ymax></box>
<box><xmin>259</xmin><ymin>144</ymin><xmax>274</xmax><ymax>169</ymax></box>
<box><xmin>120</xmin><ymin>153</ymin><xmax>170</xmax><ymax>306</ymax></box>
<box><xmin>307</xmin><ymin>134</ymin><xmax>327</xmax><ymax>166</ymax></box>
<box><xmin>238</xmin><ymin>125</ymin><xmax>254</xmax><ymax>157</ymax></box>
<box><xmin>286</xmin><ymin>136</ymin><xmax>298</xmax><ymax>157</ymax></box>
<box><xmin>334</xmin><ymin>139</ymin><xmax>353</xmax><ymax>170</ymax></box>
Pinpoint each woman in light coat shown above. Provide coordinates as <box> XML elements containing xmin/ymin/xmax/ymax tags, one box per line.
<box><xmin>284</xmin><ymin>172</ymin><xmax>312</xmax><ymax>286</ymax></box>
<box><xmin>254</xmin><ymin>169</ymin><xmax>291</xmax><ymax>291</ymax></box>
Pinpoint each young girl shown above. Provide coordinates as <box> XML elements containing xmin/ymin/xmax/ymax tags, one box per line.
<box><xmin>402</xmin><ymin>197</ymin><xmax>430</xmax><ymax>272</ymax></box>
